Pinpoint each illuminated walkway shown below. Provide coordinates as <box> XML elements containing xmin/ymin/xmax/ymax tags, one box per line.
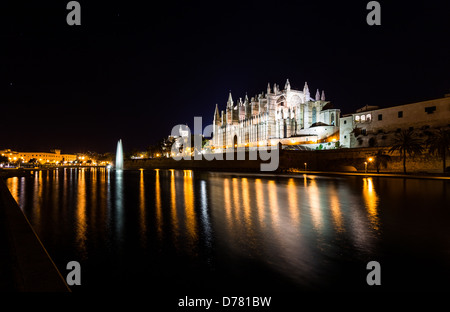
<box><xmin>287</xmin><ymin>170</ymin><xmax>450</xmax><ymax>180</ymax></box>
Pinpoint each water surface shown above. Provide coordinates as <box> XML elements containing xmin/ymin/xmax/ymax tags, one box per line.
<box><xmin>6</xmin><ymin>168</ymin><xmax>450</xmax><ymax>292</ymax></box>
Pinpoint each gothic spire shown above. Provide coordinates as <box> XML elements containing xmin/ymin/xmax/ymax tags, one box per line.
<box><xmin>285</xmin><ymin>79</ymin><xmax>291</xmax><ymax>91</ymax></box>
<box><xmin>303</xmin><ymin>82</ymin><xmax>310</xmax><ymax>99</ymax></box>
<box><xmin>214</xmin><ymin>103</ymin><xmax>220</xmax><ymax>119</ymax></box>
<box><xmin>227</xmin><ymin>91</ymin><xmax>234</xmax><ymax>108</ymax></box>
<box><xmin>315</xmin><ymin>89</ymin><xmax>320</xmax><ymax>101</ymax></box>
<box><xmin>321</xmin><ymin>90</ymin><xmax>326</xmax><ymax>101</ymax></box>
<box><xmin>267</xmin><ymin>83</ymin><xmax>271</xmax><ymax>95</ymax></box>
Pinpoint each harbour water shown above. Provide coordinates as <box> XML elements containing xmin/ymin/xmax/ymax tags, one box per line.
<box><xmin>6</xmin><ymin>168</ymin><xmax>450</xmax><ymax>292</ymax></box>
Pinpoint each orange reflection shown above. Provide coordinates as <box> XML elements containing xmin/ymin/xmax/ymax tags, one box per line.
<box><xmin>33</xmin><ymin>171</ymin><xmax>43</xmax><ymax>231</ymax></box>
<box><xmin>170</xmin><ymin>169</ymin><xmax>179</xmax><ymax>241</ymax></box>
<box><xmin>241</xmin><ymin>178</ymin><xmax>251</xmax><ymax>227</ymax></box>
<box><xmin>254</xmin><ymin>178</ymin><xmax>265</xmax><ymax>227</ymax></box>
<box><xmin>155</xmin><ymin>169</ymin><xmax>162</xmax><ymax>239</ymax></box>
<box><xmin>139</xmin><ymin>169</ymin><xmax>147</xmax><ymax>245</ymax></box>
<box><xmin>329</xmin><ymin>184</ymin><xmax>344</xmax><ymax>233</ymax></box>
<box><xmin>362</xmin><ymin>177</ymin><xmax>380</xmax><ymax>230</ymax></box>
<box><xmin>52</xmin><ymin>171</ymin><xmax>60</xmax><ymax>225</ymax></box>
<box><xmin>76</xmin><ymin>168</ymin><xmax>87</xmax><ymax>258</ymax></box>
<box><xmin>223</xmin><ymin>178</ymin><xmax>233</xmax><ymax>232</ymax></box>
<box><xmin>287</xmin><ymin>178</ymin><xmax>300</xmax><ymax>228</ymax></box>
<box><xmin>267</xmin><ymin>180</ymin><xmax>280</xmax><ymax>232</ymax></box>
<box><xmin>232</xmin><ymin>178</ymin><xmax>241</xmax><ymax>224</ymax></box>
<box><xmin>6</xmin><ymin>177</ymin><xmax>19</xmax><ymax>203</ymax></box>
<box><xmin>183</xmin><ymin>170</ymin><xmax>197</xmax><ymax>243</ymax></box>
<box><xmin>90</xmin><ymin>169</ymin><xmax>96</xmax><ymax>223</ymax></box>
<box><xmin>97</xmin><ymin>168</ymin><xmax>107</xmax><ymax>239</ymax></box>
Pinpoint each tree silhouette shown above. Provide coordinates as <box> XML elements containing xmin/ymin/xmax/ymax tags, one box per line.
<box><xmin>374</xmin><ymin>149</ymin><xmax>392</xmax><ymax>173</ymax></box>
<box><xmin>389</xmin><ymin>129</ymin><xmax>424</xmax><ymax>174</ymax></box>
<box><xmin>426</xmin><ymin>128</ymin><xmax>450</xmax><ymax>174</ymax></box>
<box><xmin>0</xmin><ymin>155</ymin><xmax>9</xmax><ymax>163</ymax></box>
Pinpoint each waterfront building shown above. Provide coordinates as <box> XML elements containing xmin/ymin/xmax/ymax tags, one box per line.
<box><xmin>211</xmin><ymin>79</ymin><xmax>341</xmax><ymax>151</ymax></box>
<box><xmin>339</xmin><ymin>96</ymin><xmax>450</xmax><ymax>148</ymax></box>
<box><xmin>0</xmin><ymin>149</ymin><xmax>77</xmax><ymax>164</ymax></box>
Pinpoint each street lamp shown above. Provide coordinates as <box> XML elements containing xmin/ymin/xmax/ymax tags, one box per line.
<box><xmin>364</xmin><ymin>161</ymin><xmax>368</xmax><ymax>173</ymax></box>
<box><xmin>366</xmin><ymin>157</ymin><xmax>373</xmax><ymax>173</ymax></box>
<box><xmin>304</xmin><ymin>162</ymin><xmax>307</xmax><ymax>171</ymax></box>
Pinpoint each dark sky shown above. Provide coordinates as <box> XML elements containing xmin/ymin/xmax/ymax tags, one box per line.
<box><xmin>1</xmin><ymin>0</ymin><xmax>449</xmax><ymax>153</ymax></box>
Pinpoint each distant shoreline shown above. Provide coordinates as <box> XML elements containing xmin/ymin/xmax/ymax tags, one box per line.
<box><xmin>1</xmin><ymin>164</ymin><xmax>449</xmax><ymax>181</ymax></box>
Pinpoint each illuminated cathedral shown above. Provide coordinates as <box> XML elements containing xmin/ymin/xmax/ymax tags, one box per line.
<box><xmin>211</xmin><ymin>79</ymin><xmax>340</xmax><ymax>150</ymax></box>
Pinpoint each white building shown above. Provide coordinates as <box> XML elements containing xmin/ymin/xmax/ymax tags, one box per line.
<box><xmin>339</xmin><ymin>96</ymin><xmax>450</xmax><ymax>148</ymax></box>
<box><xmin>211</xmin><ymin>79</ymin><xmax>340</xmax><ymax>151</ymax></box>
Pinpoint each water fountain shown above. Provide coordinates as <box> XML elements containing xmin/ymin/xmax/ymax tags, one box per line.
<box><xmin>115</xmin><ymin>139</ymin><xmax>124</xmax><ymax>170</ymax></box>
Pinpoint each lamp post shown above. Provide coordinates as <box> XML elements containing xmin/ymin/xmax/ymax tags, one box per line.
<box><xmin>304</xmin><ymin>162</ymin><xmax>307</xmax><ymax>171</ymax></box>
<box><xmin>366</xmin><ymin>157</ymin><xmax>373</xmax><ymax>173</ymax></box>
<box><xmin>364</xmin><ymin>161</ymin><xmax>368</xmax><ymax>174</ymax></box>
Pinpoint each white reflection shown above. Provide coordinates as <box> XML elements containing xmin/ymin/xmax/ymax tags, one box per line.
<box><xmin>19</xmin><ymin>177</ymin><xmax>26</xmax><ymax>209</ymax></box>
<box><xmin>307</xmin><ymin>178</ymin><xmax>322</xmax><ymax>231</ymax></box>
<box><xmin>115</xmin><ymin>169</ymin><xmax>124</xmax><ymax>242</ymax></box>
<box><xmin>200</xmin><ymin>180</ymin><xmax>212</xmax><ymax>247</ymax></box>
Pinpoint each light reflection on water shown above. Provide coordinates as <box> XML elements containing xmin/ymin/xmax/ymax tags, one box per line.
<box><xmin>5</xmin><ymin>169</ymin><xmax>450</xmax><ymax>291</ymax></box>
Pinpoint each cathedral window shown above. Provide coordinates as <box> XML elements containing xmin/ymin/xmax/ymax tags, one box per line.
<box><xmin>355</xmin><ymin>115</ymin><xmax>360</xmax><ymax>122</ymax></box>
<box><xmin>360</xmin><ymin>115</ymin><xmax>366</xmax><ymax>122</ymax></box>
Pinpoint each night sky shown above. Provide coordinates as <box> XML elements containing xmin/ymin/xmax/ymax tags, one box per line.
<box><xmin>1</xmin><ymin>0</ymin><xmax>449</xmax><ymax>153</ymax></box>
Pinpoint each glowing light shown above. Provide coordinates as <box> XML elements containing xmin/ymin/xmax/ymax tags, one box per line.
<box><xmin>363</xmin><ymin>177</ymin><xmax>380</xmax><ymax>230</ymax></box>
<box><xmin>115</xmin><ymin>139</ymin><xmax>124</xmax><ymax>170</ymax></box>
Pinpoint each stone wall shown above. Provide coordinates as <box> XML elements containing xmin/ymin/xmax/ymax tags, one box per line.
<box><xmin>280</xmin><ymin>147</ymin><xmax>449</xmax><ymax>173</ymax></box>
<box><xmin>124</xmin><ymin>147</ymin><xmax>449</xmax><ymax>174</ymax></box>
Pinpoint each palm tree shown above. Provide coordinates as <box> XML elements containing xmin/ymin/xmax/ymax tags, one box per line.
<box><xmin>374</xmin><ymin>149</ymin><xmax>392</xmax><ymax>173</ymax></box>
<box><xmin>389</xmin><ymin>129</ymin><xmax>424</xmax><ymax>174</ymax></box>
<box><xmin>426</xmin><ymin>128</ymin><xmax>450</xmax><ymax>174</ymax></box>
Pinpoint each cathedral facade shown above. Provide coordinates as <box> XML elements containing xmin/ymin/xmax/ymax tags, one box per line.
<box><xmin>211</xmin><ymin>79</ymin><xmax>340</xmax><ymax>150</ymax></box>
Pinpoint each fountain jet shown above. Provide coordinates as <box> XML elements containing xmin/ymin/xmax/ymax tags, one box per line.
<box><xmin>116</xmin><ymin>139</ymin><xmax>124</xmax><ymax>170</ymax></box>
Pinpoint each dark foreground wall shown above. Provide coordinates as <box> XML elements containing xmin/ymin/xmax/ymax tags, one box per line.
<box><xmin>0</xmin><ymin>178</ymin><xmax>70</xmax><ymax>292</ymax></box>
<box><xmin>125</xmin><ymin>147</ymin><xmax>449</xmax><ymax>174</ymax></box>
